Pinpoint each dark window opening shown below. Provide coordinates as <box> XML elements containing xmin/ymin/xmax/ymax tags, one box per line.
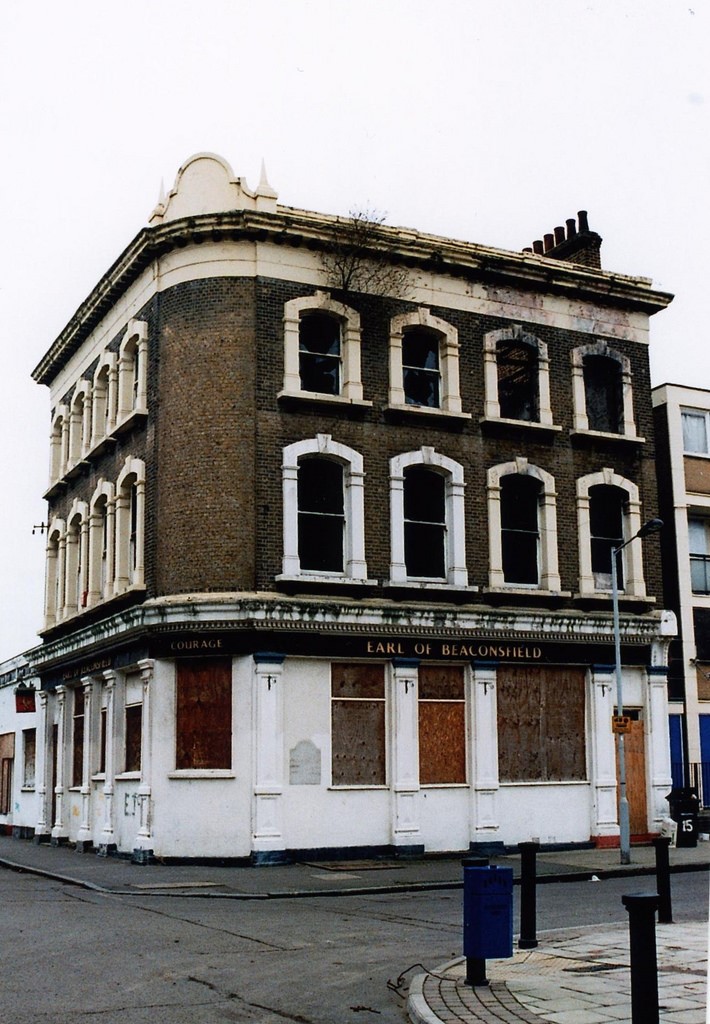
<box><xmin>99</xmin><ymin>707</ymin><xmax>107</xmax><ymax>774</ymax></box>
<box><xmin>298</xmin><ymin>457</ymin><xmax>345</xmax><ymax>573</ymax></box>
<box><xmin>72</xmin><ymin>688</ymin><xmax>84</xmax><ymax>787</ymax></box>
<box><xmin>403</xmin><ymin>327</ymin><xmax>440</xmax><ymax>408</ymax></box>
<box><xmin>590</xmin><ymin>484</ymin><xmax>625</xmax><ymax>589</ymax></box>
<box><xmin>584</xmin><ymin>355</ymin><xmax>623</xmax><ymax>433</ymax></box>
<box><xmin>501</xmin><ymin>475</ymin><xmax>540</xmax><ymax>585</ymax></box>
<box><xmin>299</xmin><ymin>313</ymin><xmax>341</xmax><ymax>395</ymax></box>
<box><xmin>404</xmin><ymin>466</ymin><xmax>446</xmax><ymax>578</ymax></box>
<box><xmin>176</xmin><ymin>658</ymin><xmax>232</xmax><ymax>770</ymax></box>
<box><xmin>497</xmin><ymin>340</ymin><xmax>539</xmax><ymax>421</ymax></box>
<box><xmin>331</xmin><ymin>663</ymin><xmax>386</xmax><ymax>785</ymax></box>
<box><xmin>125</xmin><ymin>704</ymin><xmax>142</xmax><ymax>773</ymax></box>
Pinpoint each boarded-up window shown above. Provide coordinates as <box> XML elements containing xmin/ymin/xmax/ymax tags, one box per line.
<box><xmin>99</xmin><ymin>707</ymin><xmax>107</xmax><ymax>774</ymax></box>
<box><xmin>498</xmin><ymin>666</ymin><xmax>586</xmax><ymax>782</ymax></box>
<box><xmin>419</xmin><ymin>665</ymin><xmax>466</xmax><ymax>784</ymax></box>
<box><xmin>72</xmin><ymin>688</ymin><xmax>85</xmax><ymax>787</ymax></box>
<box><xmin>125</xmin><ymin>704</ymin><xmax>142</xmax><ymax>773</ymax></box>
<box><xmin>176</xmin><ymin>658</ymin><xmax>232</xmax><ymax>770</ymax></box>
<box><xmin>23</xmin><ymin>729</ymin><xmax>36</xmax><ymax>788</ymax></box>
<box><xmin>0</xmin><ymin>732</ymin><xmax>14</xmax><ymax>814</ymax></box>
<box><xmin>583</xmin><ymin>355</ymin><xmax>622</xmax><ymax>433</ymax></box>
<box><xmin>332</xmin><ymin>663</ymin><xmax>386</xmax><ymax>785</ymax></box>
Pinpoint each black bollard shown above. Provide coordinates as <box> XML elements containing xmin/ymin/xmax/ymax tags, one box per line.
<box><xmin>518</xmin><ymin>841</ymin><xmax>539</xmax><ymax>949</ymax></box>
<box><xmin>622</xmin><ymin>893</ymin><xmax>660</xmax><ymax>1024</ymax></box>
<box><xmin>653</xmin><ymin>836</ymin><xmax>673</xmax><ymax>924</ymax></box>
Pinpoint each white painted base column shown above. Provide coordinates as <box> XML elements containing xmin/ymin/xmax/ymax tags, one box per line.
<box><xmin>470</xmin><ymin>661</ymin><xmax>501</xmax><ymax>851</ymax></box>
<box><xmin>390</xmin><ymin>659</ymin><xmax>422</xmax><ymax>850</ymax></box>
<box><xmin>51</xmin><ymin>686</ymin><xmax>69</xmax><ymax>844</ymax></box>
<box><xmin>34</xmin><ymin>691</ymin><xmax>51</xmax><ymax>842</ymax></box>
<box><xmin>252</xmin><ymin>655</ymin><xmax>285</xmax><ymax>863</ymax></box>
<box><xmin>133</xmin><ymin>660</ymin><xmax>154</xmax><ymax>862</ymax></box>
<box><xmin>76</xmin><ymin>676</ymin><xmax>95</xmax><ymax>850</ymax></box>
<box><xmin>589</xmin><ymin>665</ymin><xmax>619</xmax><ymax>843</ymax></box>
<box><xmin>98</xmin><ymin>670</ymin><xmax>117</xmax><ymax>855</ymax></box>
<box><xmin>647</xmin><ymin>665</ymin><xmax>674</xmax><ymax>830</ymax></box>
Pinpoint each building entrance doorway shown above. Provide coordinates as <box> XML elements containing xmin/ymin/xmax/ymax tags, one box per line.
<box><xmin>616</xmin><ymin>709</ymin><xmax>647</xmax><ymax>837</ymax></box>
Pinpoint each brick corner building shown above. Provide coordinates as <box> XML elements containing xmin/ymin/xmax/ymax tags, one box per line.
<box><xmin>3</xmin><ymin>153</ymin><xmax>676</xmax><ymax>861</ymax></box>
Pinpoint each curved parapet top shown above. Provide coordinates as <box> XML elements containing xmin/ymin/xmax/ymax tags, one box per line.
<box><xmin>149</xmin><ymin>152</ymin><xmax>278</xmax><ymax>224</ymax></box>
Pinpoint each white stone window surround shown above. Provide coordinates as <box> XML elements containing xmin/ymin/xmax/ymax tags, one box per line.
<box><xmin>44</xmin><ymin>518</ymin><xmax>66</xmax><ymax>628</ymax></box>
<box><xmin>279</xmin><ymin>292</ymin><xmax>370</xmax><ymax>406</ymax></box>
<box><xmin>63</xmin><ymin>500</ymin><xmax>89</xmax><ymax>618</ymax></box>
<box><xmin>116</xmin><ymin>320</ymin><xmax>149</xmax><ymax>426</ymax></box>
<box><xmin>114</xmin><ymin>457</ymin><xmax>146</xmax><ymax>593</ymax></box>
<box><xmin>278</xmin><ymin>435</ymin><xmax>373</xmax><ymax>583</ymax></box>
<box><xmin>389</xmin><ymin>447</ymin><xmax>470</xmax><ymax>589</ymax></box>
<box><xmin>90</xmin><ymin>353</ymin><xmax>119</xmax><ymax>449</ymax></box>
<box><xmin>67</xmin><ymin>380</ymin><xmax>93</xmax><ymax>468</ymax></box>
<box><xmin>576</xmin><ymin>468</ymin><xmax>647</xmax><ymax>598</ymax></box>
<box><xmin>48</xmin><ymin>405</ymin><xmax>69</xmax><ymax>486</ymax></box>
<box><xmin>571</xmin><ymin>341</ymin><xmax>640</xmax><ymax>439</ymax></box>
<box><xmin>87</xmin><ymin>479</ymin><xmax>116</xmax><ymax>607</ymax></box>
<box><xmin>387</xmin><ymin>308</ymin><xmax>469</xmax><ymax>419</ymax></box>
<box><xmin>486</xmin><ymin>458</ymin><xmax>562</xmax><ymax>592</ymax></box>
<box><xmin>482</xmin><ymin>325</ymin><xmax>555</xmax><ymax>427</ymax></box>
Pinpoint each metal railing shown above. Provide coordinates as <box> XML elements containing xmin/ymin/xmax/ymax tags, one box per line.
<box><xmin>671</xmin><ymin>761</ymin><xmax>710</xmax><ymax>807</ymax></box>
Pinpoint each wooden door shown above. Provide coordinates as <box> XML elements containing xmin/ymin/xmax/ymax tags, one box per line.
<box><xmin>616</xmin><ymin>714</ymin><xmax>647</xmax><ymax>836</ymax></box>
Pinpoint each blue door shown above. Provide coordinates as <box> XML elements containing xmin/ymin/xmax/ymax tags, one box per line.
<box><xmin>700</xmin><ymin>715</ymin><xmax>710</xmax><ymax>807</ymax></box>
<box><xmin>669</xmin><ymin>715</ymin><xmax>685</xmax><ymax>789</ymax></box>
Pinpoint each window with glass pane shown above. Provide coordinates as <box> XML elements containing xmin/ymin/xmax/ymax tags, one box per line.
<box><xmin>298</xmin><ymin>457</ymin><xmax>345</xmax><ymax>572</ymax></box>
<box><xmin>403</xmin><ymin>327</ymin><xmax>440</xmax><ymax>407</ymax></box>
<box><xmin>299</xmin><ymin>313</ymin><xmax>341</xmax><ymax>394</ymax></box>
<box><xmin>403</xmin><ymin>466</ymin><xmax>446</xmax><ymax>578</ymax></box>
<box><xmin>689</xmin><ymin>518</ymin><xmax>710</xmax><ymax>594</ymax></box>
<box><xmin>501</xmin><ymin>475</ymin><xmax>540</xmax><ymax>585</ymax></box>
<box><xmin>682</xmin><ymin>411</ymin><xmax>710</xmax><ymax>454</ymax></box>
<box><xmin>497</xmin><ymin>339</ymin><xmax>539</xmax><ymax>421</ymax></box>
<box><xmin>418</xmin><ymin>665</ymin><xmax>466</xmax><ymax>784</ymax></box>
<box><xmin>331</xmin><ymin>663</ymin><xmax>386</xmax><ymax>785</ymax></box>
<box><xmin>590</xmin><ymin>485</ymin><xmax>625</xmax><ymax>589</ymax></box>
<box><xmin>583</xmin><ymin>355</ymin><xmax>622</xmax><ymax>433</ymax></box>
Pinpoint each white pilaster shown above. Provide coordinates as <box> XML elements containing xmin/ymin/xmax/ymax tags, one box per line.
<box><xmin>252</xmin><ymin>656</ymin><xmax>285</xmax><ymax>861</ymax></box>
<box><xmin>35</xmin><ymin>691</ymin><xmax>51</xmax><ymax>840</ymax></box>
<box><xmin>51</xmin><ymin>686</ymin><xmax>68</xmax><ymax>842</ymax></box>
<box><xmin>134</xmin><ymin>660</ymin><xmax>154</xmax><ymax>854</ymax></box>
<box><xmin>76</xmin><ymin>676</ymin><xmax>96</xmax><ymax>847</ymax></box>
<box><xmin>99</xmin><ymin>671</ymin><xmax>117</xmax><ymax>852</ymax></box>
<box><xmin>647</xmin><ymin>664</ymin><xmax>674</xmax><ymax>830</ymax></box>
<box><xmin>589</xmin><ymin>666</ymin><xmax>619</xmax><ymax>841</ymax></box>
<box><xmin>390</xmin><ymin>660</ymin><xmax>421</xmax><ymax>848</ymax></box>
<box><xmin>470</xmin><ymin>662</ymin><xmax>500</xmax><ymax>847</ymax></box>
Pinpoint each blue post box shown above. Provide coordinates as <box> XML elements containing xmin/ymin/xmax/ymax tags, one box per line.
<box><xmin>463</xmin><ymin>864</ymin><xmax>514</xmax><ymax>959</ymax></box>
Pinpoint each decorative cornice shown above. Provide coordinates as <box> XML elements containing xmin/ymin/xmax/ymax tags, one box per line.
<box><xmin>32</xmin><ymin>206</ymin><xmax>673</xmax><ymax>386</ymax></box>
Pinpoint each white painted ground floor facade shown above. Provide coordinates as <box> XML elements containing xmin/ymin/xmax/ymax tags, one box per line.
<box><xmin>3</xmin><ymin>596</ymin><xmax>677</xmax><ymax>861</ymax></box>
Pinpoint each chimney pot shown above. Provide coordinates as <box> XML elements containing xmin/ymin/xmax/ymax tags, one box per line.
<box><xmin>533</xmin><ymin>239</ymin><xmax>544</xmax><ymax>255</ymax></box>
<box><xmin>522</xmin><ymin>246</ymin><xmax>533</xmax><ymax>254</ymax></box>
<box><xmin>578</xmin><ymin>210</ymin><xmax>589</xmax><ymax>233</ymax></box>
<box><xmin>566</xmin><ymin>218</ymin><xmax>577</xmax><ymax>238</ymax></box>
<box><xmin>544</xmin><ymin>233</ymin><xmax>554</xmax><ymax>252</ymax></box>
<box><xmin>554</xmin><ymin>226</ymin><xmax>565</xmax><ymax>245</ymax></box>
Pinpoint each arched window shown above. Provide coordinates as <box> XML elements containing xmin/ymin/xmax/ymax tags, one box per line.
<box><xmin>44</xmin><ymin>519</ymin><xmax>66</xmax><ymax>627</ymax></box>
<box><xmin>298</xmin><ymin>312</ymin><xmax>341</xmax><ymax>395</ymax></box>
<box><xmin>87</xmin><ymin>481</ymin><xmax>115</xmax><ymax>607</ymax></box>
<box><xmin>483</xmin><ymin>327</ymin><xmax>553</xmax><ymax>426</ymax></box>
<box><xmin>388</xmin><ymin>309</ymin><xmax>464</xmax><ymax>415</ymax></box>
<box><xmin>280</xmin><ymin>436</ymin><xmax>369</xmax><ymax>581</ymax></box>
<box><xmin>487</xmin><ymin>460</ymin><xmax>561</xmax><ymax>591</ymax></box>
<box><xmin>500</xmin><ymin>474</ymin><xmax>542</xmax><ymax>586</ymax></box>
<box><xmin>282</xmin><ymin>293</ymin><xmax>365</xmax><ymax>403</ymax></box>
<box><xmin>91</xmin><ymin>355</ymin><xmax>117</xmax><ymax>446</ymax></box>
<box><xmin>117</xmin><ymin>320</ymin><xmax>148</xmax><ymax>423</ymax></box>
<box><xmin>571</xmin><ymin>343</ymin><xmax>637</xmax><ymax>437</ymax></box>
<box><xmin>576</xmin><ymin>469</ymin><xmax>647</xmax><ymax>596</ymax></box>
<box><xmin>49</xmin><ymin>407</ymin><xmax>68</xmax><ymax>484</ymax></box>
<box><xmin>114</xmin><ymin>458</ymin><xmax>145</xmax><ymax>593</ymax></box>
<box><xmin>389</xmin><ymin>448</ymin><xmax>468</xmax><ymax>587</ymax></box>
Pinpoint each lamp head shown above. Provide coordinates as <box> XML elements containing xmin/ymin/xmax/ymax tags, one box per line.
<box><xmin>636</xmin><ymin>518</ymin><xmax>664</xmax><ymax>539</ymax></box>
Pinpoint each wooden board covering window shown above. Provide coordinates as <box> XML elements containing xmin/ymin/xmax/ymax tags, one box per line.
<box><xmin>124</xmin><ymin>705</ymin><xmax>142</xmax><ymax>773</ymax></box>
<box><xmin>498</xmin><ymin>666</ymin><xmax>586</xmax><ymax>782</ymax></box>
<box><xmin>0</xmin><ymin>733</ymin><xmax>14</xmax><ymax>814</ymax></box>
<box><xmin>419</xmin><ymin>665</ymin><xmax>466</xmax><ymax>784</ymax></box>
<box><xmin>331</xmin><ymin>663</ymin><xmax>385</xmax><ymax>785</ymax></box>
<box><xmin>176</xmin><ymin>658</ymin><xmax>232</xmax><ymax>770</ymax></box>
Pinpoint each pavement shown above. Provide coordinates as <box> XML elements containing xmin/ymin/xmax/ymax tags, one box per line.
<box><xmin>0</xmin><ymin>834</ymin><xmax>708</xmax><ymax>1023</ymax></box>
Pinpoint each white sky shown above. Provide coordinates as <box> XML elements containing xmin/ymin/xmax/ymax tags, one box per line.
<box><xmin>0</xmin><ymin>0</ymin><xmax>707</xmax><ymax>662</ymax></box>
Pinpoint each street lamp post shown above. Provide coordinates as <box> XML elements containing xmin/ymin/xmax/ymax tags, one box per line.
<box><xmin>612</xmin><ymin>517</ymin><xmax>663</xmax><ymax>865</ymax></box>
